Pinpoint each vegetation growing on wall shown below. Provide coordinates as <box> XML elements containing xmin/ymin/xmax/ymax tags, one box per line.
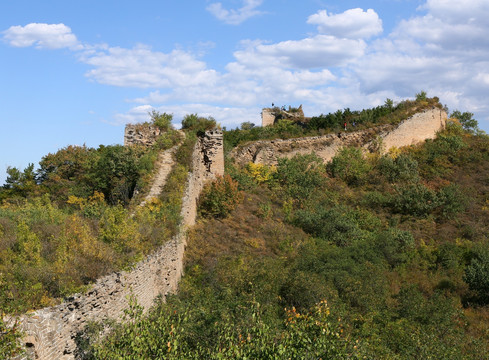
<box><xmin>224</xmin><ymin>95</ymin><xmax>443</xmax><ymax>153</ymax></box>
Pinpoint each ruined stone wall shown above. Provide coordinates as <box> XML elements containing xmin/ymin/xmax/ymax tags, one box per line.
<box><xmin>124</xmin><ymin>124</ymin><xmax>161</xmax><ymax>146</ymax></box>
<box><xmin>261</xmin><ymin>108</ymin><xmax>275</xmax><ymax>127</ymax></box>
<box><xmin>232</xmin><ymin>107</ymin><xmax>446</xmax><ymax>166</ymax></box>
<box><xmin>13</xmin><ymin>129</ymin><xmax>224</xmax><ymax>360</ymax></box>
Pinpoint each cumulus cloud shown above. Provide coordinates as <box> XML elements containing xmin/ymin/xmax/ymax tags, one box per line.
<box><xmin>307</xmin><ymin>8</ymin><xmax>382</xmax><ymax>39</ymax></box>
<box><xmin>207</xmin><ymin>0</ymin><xmax>264</xmax><ymax>25</ymax></box>
<box><xmin>112</xmin><ymin>105</ymin><xmax>154</xmax><ymax>125</ymax></box>
<box><xmin>2</xmin><ymin>23</ymin><xmax>79</xmax><ymax>49</ymax></box>
<box><xmin>79</xmin><ymin>45</ymin><xmax>218</xmax><ymax>88</ymax></box>
<box><xmin>350</xmin><ymin>0</ymin><xmax>489</xmax><ymax>123</ymax></box>
<box><xmin>5</xmin><ymin>2</ymin><xmax>489</xmax><ymax>129</ymax></box>
<box><xmin>232</xmin><ymin>35</ymin><xmax>366</xmax><ymax>69</ymax></box>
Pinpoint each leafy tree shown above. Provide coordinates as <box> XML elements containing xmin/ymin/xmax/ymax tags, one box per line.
<box><xmin>1</xmin><ymin>164</ymin><xmax>38</xmax><ymax>199</ymax></box>
<box><xmin>181</xmin><ymin>114</ymin><xmax>217</xmax><ymax>135</ymax></box>
<box><xmin>327</xmin><ymin>147</ymin><xmax>371</xmax><ymax>186</ymax></box>
<box><xmin>464</xmin><ymin>246</ymin><xmax>489</xmax><ymax>303</ymax></box>
<box><xmin>240</xmin><ymin>121</ymin><xmax>255</xmax><ymax>130</ymax></box>
<box><xmin>416</xmin><ymin>90</ymin><xmax>427</xmax><ymax>101</ymax></box>
<box><xmin>199</xmin><ymin>175</ymin><xmax>243</xmax><ymax>218</ymax></box>
<box><xmin>150</xmin><ymin>110</ymin><xmax>173</xmax><ymax>131</ymax></box>
<box><xmin>378</xmin><ymin>153</ymin><xmax>419</xmax><ymax>183</ymax></box>
<box><xmin>274</xmin><ymin>153</ymin><xmax>327</xmax><ymax>203</ymax></box>
<box><xmin>450</xmin><ymin>110</ymin><xmax>479</xmax><ymax>133</ymax></box>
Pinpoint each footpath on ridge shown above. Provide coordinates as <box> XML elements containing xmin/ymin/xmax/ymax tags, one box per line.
<box><xmin>139</xmin><ymin>131</ymin><xmax>185</xmax><ymax>208</ymax></box>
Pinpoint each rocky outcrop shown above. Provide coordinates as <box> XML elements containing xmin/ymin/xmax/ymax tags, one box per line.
<box><xmin>233</xmin><ymin>107</ymin><xmax>446</xmax><ymax>166</ymax></box>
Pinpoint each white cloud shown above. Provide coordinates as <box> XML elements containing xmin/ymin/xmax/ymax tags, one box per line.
<box><xmin>5</xmin><ymin>2</ymin><xmax>489</xmax><ymax>130</ymax></box>
<box><xmin>79</xmin><ymin>45</ymin><xmax>218</xmax><ymax>88</ymax></box>
<box><xmin>207</xmin><ymin>0</ymin><xmax>264</xmax><ymax>25</ymax></box>
<box><xmin>2</xmin><ymin>23</ymin><xmax>79</xmax><ymax>49</ymax></box>
<box><xmin>349</xmin><ymin>0</ymin><xmax>489</xmax><ymax>124</ymax></box>
<box><xmin>307</xmin><ymin>8</ymin><xmax>382</xmax><ymax>39</ymax></box>
<box><xmin>233</xmin><ymin>35</ymin><xmax>366</xmax><ymax>69</ymax></box>
<box><xmin>112</xmin><ymin>104</ymin><xmax>155</xmax><ymax>125</ymax></box>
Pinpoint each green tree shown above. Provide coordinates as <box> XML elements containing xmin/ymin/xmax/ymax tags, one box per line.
<box><xmin>464</xmin><ymin>246</ymin><xmax>489</xmax><ymax>303</ymax></box>
<box><xmin>327</xmin><ymin>147</ymin><xmax>371</xmax><ymax>186</ymax></box>
<box><xmin>416</xmin><ymin>90</ymin><xmax>427</xmax><ymax>101</ymax></box>
<box><xmin>181</xmin><ymin>114</ymin><xmax>217</xmax><ymax>135</ymax></box>
<box><xmin>150</xmin><ymin>110</ymin><xmax>173</xmax><ymax>131</ymax></box>
<box><xmin>450</xmin><ymin>110</ymin><xmax>479</xmax><ymax>133</ymax></box>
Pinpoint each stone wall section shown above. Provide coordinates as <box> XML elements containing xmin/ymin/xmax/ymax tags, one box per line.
<box><xmin>380</xmin><ymin>107</ymin><xmax>447</xmax><ymax>152</ymax></box>
<box><xmin>12</xmin><ymin>129</ymin><xmax>224</xmax><ymax>360</ymax></box>
<box><xmin>124</xmin><ymin>124</ymin><xmax>161</xmax><ymax>146</ymax></box>
<box><xmin>232</xmin><ymin>107</ymin><xmax>446</xmax><ymax>166</ymax></box>
<box><xmin>261</xmin><ymin>108</ymin><xmax>276</xmax><ymax>127</ymax></box>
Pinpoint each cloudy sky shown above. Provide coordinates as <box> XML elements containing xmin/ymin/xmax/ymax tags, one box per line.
<box><xmin>1</xmin><ymin>0</ymin><xmax>489</xmax><ymax>185</ymax></box>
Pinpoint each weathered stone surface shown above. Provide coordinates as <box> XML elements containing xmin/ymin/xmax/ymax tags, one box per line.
<box><xmin>124</xmin><ymin>124</ymin><xmax>161</xmax><ymax>146</ymax></box>
<box><xmin>234</xmin><ymin>107</ymin><xmax>446</xmax><ymax>166</ymax></box>
<box><xmin>12</xmin><ymin>129</ymin><xmax>224</xmax><ymax>360</ymax></box>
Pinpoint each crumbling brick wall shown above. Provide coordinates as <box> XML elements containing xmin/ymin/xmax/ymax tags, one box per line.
<box><xmin>12</xmin><ymin>129</ymin><xmax>224</xmax><ymax>360</ymax></box>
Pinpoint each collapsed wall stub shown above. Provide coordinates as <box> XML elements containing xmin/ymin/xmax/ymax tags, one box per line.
<box><xmin>202</xmin><ymin>129</ymin><xmax>224</xmax><ymax>177</ymax></box>
<box><xmin>261</xmin><ymin>105</ymin><xmax>305</xmax><ymax>127</ymax></box>
<box><xmin>124</xmin><ymin>124</ymin><xmax>161</xmax><ymax>146</ymax></box>
<box><xmin>12</xmin><ymin>128</ymin><xmax>224</xmax><ymax>360</ymax></box>
<box><xmin>236</xmin><ymin>107</ymin><xmax>447</xmax><ymax>166</ymax></box>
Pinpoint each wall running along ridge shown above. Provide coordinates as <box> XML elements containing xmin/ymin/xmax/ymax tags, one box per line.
<box><xmin>232</xmin><ymin>107</ymin><xmax>447</xmax><ymax>166</ymax></box>
<box><xmin>10</xmin><ymin>129</ymin><xmax>224</xmax><ymax>360</ymax></box>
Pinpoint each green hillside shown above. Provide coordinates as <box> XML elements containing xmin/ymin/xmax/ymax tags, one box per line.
<box><xmin>2</xmin><ymin>99</ymin><xmax>488</xmax><ymax>359</ymax></box>
<box><xmin>87</xmin><ymin>107</ymin><xmax>488</xmax><ymax>358</ymax></box>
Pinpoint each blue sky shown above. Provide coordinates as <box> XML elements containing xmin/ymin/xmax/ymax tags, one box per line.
<box><xmin>1</xmin><ymin>0</ymin><xmax>489</xmax><ymax>185</ymax></box>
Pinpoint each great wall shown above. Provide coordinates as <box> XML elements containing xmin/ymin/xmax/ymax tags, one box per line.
<box><xmin>231</xmin><ymin>107</ymin><xmax>447</xmax><ymax>165</ymax></box>
<box><xmin>9</xmin><ymin>106</ymin><xmax>446</xmax><ymax>359</ymax></box>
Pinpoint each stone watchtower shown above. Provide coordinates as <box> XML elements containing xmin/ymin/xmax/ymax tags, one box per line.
<box><xmin>261</xmin><ymin>105</ymin><xmax>305</xmax><ymax>127</ymax></box>
<box><xmin>261</xmin><ymin>108</ymin><xmax>276</xmax><ymax>127</ymax></box>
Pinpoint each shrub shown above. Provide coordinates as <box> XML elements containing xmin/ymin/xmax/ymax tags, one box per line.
<box><xmin>390</xmin><ymin>183</ymin><xmax>438</xmax><ymax>217</ymax></box>
<box><xmin>245</xmin><ymin>162</ymin><xmax>276</xmax><ymax>184</ymax></box>
<box><xmin>0</xmin><ymin>318</ymin><xmax>23</xmax><ymax>359</ymax></box>
<box><xmin>378</xmin><ymin>153</ymin><xmax>419</xmax><ymax>183</ymax></box>
<box><xmin>327</xmin><ymin>147</ymin><xmax>371</xmax><ymax>186</ymax></box>
<box><xmin>375</xmin><ymin>229</ymin><xmax>415</xmax><ymax>267</ymax></box>
<box><xmin>464</xmin><ymin>245</ymin><xmax>489</xmax><ymax>303</ymax></box>
<box><xmin>199</xmin><ymin>175</ymin><xmax>243</xmax><ymax>218</ymax></box>
<box><xmin>182</xmin><ymin>114</ymin><xmax>217</xmax><ymax>135</ymax></box>
<box><xmin>274</xmin><ymin>153</ymin><xmax>326</xmax><ymax>203</ymax></box>
<box><xmin>150</xmin><ymin>110</ymin><xmax>173</xmax><ymax>131</ymax></box>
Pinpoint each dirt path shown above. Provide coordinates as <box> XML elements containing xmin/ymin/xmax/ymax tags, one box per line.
<box><xmin>139</xmin><ymin>131</ymin><xmax>185</xmax><ymax>208</ymax></box>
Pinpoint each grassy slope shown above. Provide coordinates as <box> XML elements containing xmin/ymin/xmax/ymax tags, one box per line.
<box><xmin>87</xmin><ymin>120</ymin><xmax>489</xmax><ymax>359</ymax></box>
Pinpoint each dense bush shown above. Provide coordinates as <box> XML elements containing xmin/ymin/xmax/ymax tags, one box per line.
<box><xmin>199</xmin><ymin>175</ymin><xmax>243</xmax><ymax>218</ymax></box>
<box><xmin>327</xmin><ymin>147</ymin><xmax>371</xmax><ymax>186</ymax></box>
<box><xmin>273</xmin><ymin>153</ymin><xmax>327</xmax><ymax>203</ymax></box>
<box><xmin>464</xmin><ymin>246</ymin><xmax>489</xmax><ymax>303</ymax></box>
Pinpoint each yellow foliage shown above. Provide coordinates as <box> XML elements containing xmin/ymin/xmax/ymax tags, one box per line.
<box><xmin>387</xmin><ymin>146</ymin><xmax>402</xmax><ymax>159</ymax></box>
<box><xmin>245</xmin><ymin>162</ymin><xmax>276</xmax><ymax>184</ymax></box>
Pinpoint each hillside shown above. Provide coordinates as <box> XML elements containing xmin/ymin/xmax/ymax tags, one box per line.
<box><xmin>2</xmin><ymin>98</ymin><xmax>488</xmax><ymax>359</ymax></box>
